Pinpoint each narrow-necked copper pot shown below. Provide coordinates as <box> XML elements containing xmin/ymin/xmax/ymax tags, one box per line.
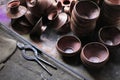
<box><xmin>56</xmin><ymin>35</ymin><xmax>81</xmax><ymax>57</ymax></box>
<box><xmin>7</xmin><ymin>0</ymin><xmax>27</xmax><ymax>19</ymax></box>
<box><xmin>80</xmin><ymin>42</ymin><xmax>109</xmax><ymax>68</ymax></box>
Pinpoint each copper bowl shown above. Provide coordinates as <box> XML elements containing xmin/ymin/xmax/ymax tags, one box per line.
<box><xmin>81</xmin><ymin>42</ymin><xmax>109</xmax><ymax>68</ymax></box>
<box><xmin>98</xmin><ymin>26</ymin><xmax>120</xmax><ymax>47</ymax></box>
<box><xmin>56</xmin><ymin>35</ymin><xmax>81</xmax><ymax>56</ymax></box>
<box><xmin>71</xmin><ymin>0</ymin><xmax>100</xmax><ymax>37</ymax></box>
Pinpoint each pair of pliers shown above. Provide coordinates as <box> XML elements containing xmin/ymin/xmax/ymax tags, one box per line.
<box><xmin>17</xmin><ymin>42</ymin><xmax>57</xmax><ymax>76</ymax></box>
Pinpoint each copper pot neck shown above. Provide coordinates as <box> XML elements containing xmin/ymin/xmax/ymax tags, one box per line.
<box><xmin>8</xmin><ymin>1</ymin><xmax>20</xmax><ymax>14</ymax></box>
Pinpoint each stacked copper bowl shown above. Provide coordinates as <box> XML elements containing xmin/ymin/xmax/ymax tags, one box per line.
<box><xmin>71</xmin><ymin>0</ymin><xmax>100</xmax><ymax>38</ymax></box>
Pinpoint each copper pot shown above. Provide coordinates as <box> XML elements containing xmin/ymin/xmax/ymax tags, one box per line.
<box><xmin>7</xmin><ymin>0</ymin><xmax>27</xmax><ymax>19</ymax></box>
<box><xmin>26</xmin><ymin>0</ymin><xmax>58</xmax><ymax>17</ymax></box>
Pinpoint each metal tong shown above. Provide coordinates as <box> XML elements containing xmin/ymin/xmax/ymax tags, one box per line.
<box><xmin>17</xmin><ymin>42</ymin><xmax>57</xmax><ymax>76</ymax></box>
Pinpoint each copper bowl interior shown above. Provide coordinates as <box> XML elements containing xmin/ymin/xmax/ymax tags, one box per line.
<box><xmin>83</xmin><ymin>43</ymin><xmax>109</xmax><ymax>63</ymax></box>
<box><xmin>57</xmin><ymin>36</ymin><xmax>81</xmax><ymax>54</ymax></box>
<box><xmin>75</xmin><ymin>1</ymin><xmax>100</xmax><ymax>19</ymax></box>
<box><xmin>99</xmin><ymin>27</ymin><xmax>120</xmax><ymax>46</ymax></box>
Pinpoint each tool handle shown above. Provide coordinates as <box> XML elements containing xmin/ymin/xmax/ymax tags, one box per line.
<box><xmin>37</xmin><ymin>57</ymin><xmax>57</xmax><ymax>70</ymax></box>
<box><xmin>35</xmin><ymin>58</ymin><xmax>52</xmax><ymax>76</ymax></box>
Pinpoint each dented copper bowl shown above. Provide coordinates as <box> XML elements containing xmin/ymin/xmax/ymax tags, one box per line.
<box><xmin>80</xmin><ymin>42</ymin><xmax>109</xmax><ymax>68</ymax></box>
<box><xmin>7</xmin><ymin>0</ymin><xmax>27</xmax><ymax>19</ymax></box>
<box><xmin>56</xmin><ymin>35</ymin><xmax>81</xmax><ymax>56</ymax></box>
<box><xmin>71</xmin><ymin>0</ymin><xmax>100</xmax><ymax>37</ymax></box>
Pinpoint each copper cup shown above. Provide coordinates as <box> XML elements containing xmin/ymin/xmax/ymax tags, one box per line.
<box><xmin>71</xmin><ymin>0</ymin><xmax>100</xmax><ymax>38</ymax></box>
<box><xmin>56</xmin><ymin>35</ymin><xmax>81</xmax><ymax>57</ymax></box>
<box><xmin>100</xmin><ymin>0</ymin><xmax>120</xmax><ymax>26</ymax></box>
<box><xmin>81</xmin><ymin>42</ymin><xmax>109</xmax><ymax>68</ymax></box>
<box><xmin>7</xmin><ymin>0</ymin><xmax>27</xmax><ymax>19</ymax></box>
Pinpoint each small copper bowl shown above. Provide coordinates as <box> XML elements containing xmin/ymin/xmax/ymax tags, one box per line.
<box><xmin>81</xmin><ymin>42</ymin><xmax>109</xmax><ymax>68</ymax></box>
<box><xmin>98</xmin><ymin>27</ymin><xmax>120</xmax><ymax>48</ymax></box>
<box><xmin>56</xmin><ymin>35</ymin><xmax>81</xmax><ymax>56</ymax></box>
